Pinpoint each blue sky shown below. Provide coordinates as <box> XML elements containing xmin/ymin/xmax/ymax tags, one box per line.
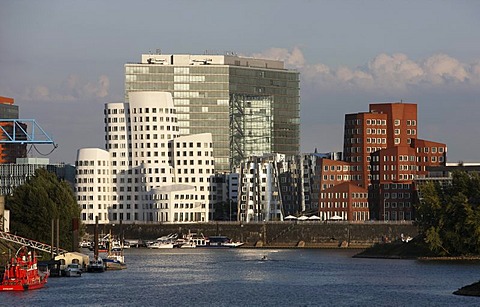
<box><xmin>1</xmin><ymin>1</ymin><xmax>480</xmax><ymax>163</ymax></box>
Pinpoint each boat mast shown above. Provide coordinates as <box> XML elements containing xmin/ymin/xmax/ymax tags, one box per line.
<box><xmin>94</xmin><ymin>216</ymin><xmax>99</xmax><ymax>260</ymax></box>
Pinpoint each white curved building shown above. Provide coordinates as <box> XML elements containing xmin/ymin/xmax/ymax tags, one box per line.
<box><xmin>75</xmin><ymin>92</ymin><xmax>213</xmax><ymax>224</ymax></box>
<box><xmin>76</xmin><ymin>148</ymin><xmax>111</xmax><ymax>223</ymax></box>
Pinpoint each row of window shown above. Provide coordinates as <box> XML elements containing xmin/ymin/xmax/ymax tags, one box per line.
<box><xmin>383</xmin><ymin>183</ymin><xmax>411</xmax><ymax>190</ymax></box>
<box><xmin>322</xmin><ymin>174</ymin><xmax>351</xmax><ymax>182</ymax></box>
<box><xmin>320</xmin><ymin>192</ymin><xmax>368</xmax><ymax>199</ymax></box>
<box><xmin>132</xmin><ymin>125</ymin><xmax>177</xmax><ymax>132</ymax></box>
<box><xmin>131</xmin><ymin>107</ymin><xmax>176</xmax><ymax>114</ymax></box>
<box><xmin>366</xmin><ymin>119</ymin><xmax>387</xmax><ymax>126</ymax></box>
<box><xmin>176</xmin><ymin>151</ymin><xmax>210</xmax><ymax>157</ymax></box>
<box><xmin>76</xmin><ymin>169</ymin><xmax>109</xmax><ymax>175</ymax></box>
<box><xmin>319</xmin><ymin>202</ymin><xmax>348</xmax><ymax>208</ymax></box>
<box><xmin>352</xmin><ymin>211</ymin><xmax>370</xmax><ymax>221</ymax></box>
<box><xmin>352</xmin><ymin>202</ymin><xmax>369</xmax><ymax>208</ymax></box>
<box><xmin>323</xmin><ymin>165</ymin><xmax>351</xmax><ymax>172</ymax></box>
<box><xmin>385</xmin><ymin>202</ymin><xmax>411</xmax><ymax>208</ymax></box>
<box><xmin>367</xmin><ymin>138</ymin><xmax>387</xmax><ymax>144</ymax></box>
<box><xmin>382</xmin><ymin>174</ymin><xmax>416</xmax><ymax>181</ymax></box>
<box><xmin>366</xmin><ymin>147</ymin><xmax>387</xmax><ymax>153</ymax></box>
<box><xmin>366</xmin><ymin>128</ymin><xmax>386</xmax><ymax>135</ymax></box>
<box><xmin>384</xmin><ymin>192</ymin><xmax>411</xmax><ymax>199</ymax></box>
<box><xmin>77</xmin><ymin>160</ymin><xmax>108</xmax><ymax>167</ymax></box>
<box><xmin>417</xmin><ymin>147</ymin><xmax>445</xmax><ymax>153</ymax></box>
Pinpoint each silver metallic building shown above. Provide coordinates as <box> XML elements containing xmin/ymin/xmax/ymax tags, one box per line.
<box><xmin>125</xmin><ymin>52</ymin><xmax>300</xmax><ymax>173</ymax></box>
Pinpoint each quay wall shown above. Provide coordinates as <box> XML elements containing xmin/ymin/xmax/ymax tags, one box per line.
<box><xmin>87</xmin><ymin>222</ymin><xmax>419</xmax><ymax>248</ymax></box>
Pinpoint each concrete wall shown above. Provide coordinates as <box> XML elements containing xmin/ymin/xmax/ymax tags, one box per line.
<box><xmin>88</xmin><ymin>222</ymin><xmax>418</xmax><ymax>248</ymax></box>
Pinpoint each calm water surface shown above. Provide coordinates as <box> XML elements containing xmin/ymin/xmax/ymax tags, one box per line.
<box><xmin>1</xmin><ymin>248</ymin><xmax>480</xmax><ymax>306</ymax></box>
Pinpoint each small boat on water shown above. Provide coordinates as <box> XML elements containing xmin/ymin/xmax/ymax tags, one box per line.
<box><xmin>147</xmin><ymin>233</ymin><xmax>177</xmax><ymax>249</ymax></box>
<box><xmin>87</xmin><ymin>257</ymin><xmax>105</xmax><ymax>273</ymax></box>
<box><xmin>182</xmin><ymin>233</ymin><xmax>244</xmax><ymax>248</ymax></box>
<box><xmin>147</xmin><ymin>241</ymin><xmax>175</xmax><ymax>249</ymax></box>
<box><xmin>179</xmin><ymin>240</ymin><xmax>196</xmax><ymax>248</ymax></box>
<box><xmin>0</xmin><ymin>247</ymin><xmax>49</xmax><ymax>291</ymax></box>
<box><xmin>204</xmin><ymin>236</ymin><xmax>244</xmax><ymax>248</ymax></box>
<box><xmin>65</xmin><ymin>263</ymin><xmax>82</xmax><ymax>277</ymax></box>
<box><xmin>102</xmin><ymin>230</ymin><xmax>127</xmax><ymax>270</ymax></box>
<box><xmin>103</xmin><ymin>251</ymin><xmax>126</xmax><ymax>270</ymax></box>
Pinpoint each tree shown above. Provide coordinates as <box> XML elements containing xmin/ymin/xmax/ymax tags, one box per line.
<box><xmin>6</xmin><ymin>168</ymin><xmax>81</xmax><ymax>250</ymax></box>
<box><xmin>416</xmin><ymin>171</ymin><xmax>480</xmax><ymax>256</ymax></box>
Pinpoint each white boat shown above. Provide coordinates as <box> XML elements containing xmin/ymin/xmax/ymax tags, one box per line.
<box><xmin>102</xmin><ymin>230</ymin><xmax>127</xmax><ymax>269</ymax></box>
<box><xmin>147</xmin><ymin>241</ymin><xmax>174</xmax><ymax>249</ymax></box>
<box><xmin>202</xmin><ymin>236</ymin><xmax>244</xmax><ymax>248</ymax></box>
<box><xmin>222</xmin><ymin>241</ymin><xmax>245</xmax><ymax>248</ymax></box>
<box><xmin>179</xmin><ymin>233</ymin><xmax>243</xmax><ymax>248</ymax></box>
<box><xmin>147</xmin><ymin>233</ymin><xmax>178</xmax><ymax>249</ymax></box>
<box><xmin>79</xmin><ymin>241</ymin><xmax>91</xmax><ymax>248</ymax></box>
<box><xmin>180</xmin><ymin>241</ymin><xmax>196</xmax><ymax>248</ymax></box>
<box><xmin>65</xmin><ymin>263</ymin><xmax>82</xmax><ymax>277</ymax></box>
<box><xmin>156</xmin><ymin>233</ymin><xmax>178</xmax><ymax>241</ymax></box>
<box><xmin>87</xmin><ymin>257</ymin><xmax>105</xmax><ymax>273</ymax></box>
<box><xmin>185</xmin><ymin>232</ymin><xmax>207</xmax><ymax>247</ymax></box>
<box><xmin>177</xmin><ymin>238</ymin><xmax>196</xmax><ymax>248</ymax></box>
<box><xmin>104</xmin><ymin>251</ymin><xmax>127</xmax><ymax>270</ymax></box>
<box><xmin>110</xmin><ymin>240</ymin><xmax>123</xmax><ymax>251</ymax></box>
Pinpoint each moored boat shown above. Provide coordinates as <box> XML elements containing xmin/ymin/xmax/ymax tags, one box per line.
<box><xmin>201</xmin><ymin>236</ymin><xmax>244</xmax><ymax>248</ymax></box>
<box><xmin>0</xmin><ymin>247</ymin><xmax>49</xmax><ymax>291</ymax></box>
<box><xmin>147</xmin><ymin>233</ymin><xmax>177</xmax><ymax>249</ymax></box>
<box><xmin>65</xmin><ymin>263</ymin><xmax>82</xmax><ymax>277</ymax></box>
<box><xmin>103</xmin><ymin>252</ymin><xmax>127</xmax><ymax>270</ymax></box>
<box><xmin>87</xmin><ymin>258</ymin><xmax>105</xmax><ymax>273</ymax></box>
<box><xmin>101</xmin><ymin>230</ymin><xmax>127</xmax><ymax>270</ymax></box>
<box><xmin>147</xmin><ymin>241</ymin><xmax>174</xmax><ymax>249</ymax></box>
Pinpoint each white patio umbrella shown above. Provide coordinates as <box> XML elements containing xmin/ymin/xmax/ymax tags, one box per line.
<box><xmin>308</xmin><ymin>215</ymin><xmax>321</xmax><ymax>220</ymax></box>
<box><xmin>297</xmin><ymin>215</ymin><xmax>309</xmax><ymax>221</ymax></box>
<box><xmin>284</xmin><ymin>215</ymin><xmax>298</xmax><ymax>220</ymax></box>
<box><xmin>330</xmin><ymin>215</ymin><xmax>343</xmax><ymax>221</ymax></box>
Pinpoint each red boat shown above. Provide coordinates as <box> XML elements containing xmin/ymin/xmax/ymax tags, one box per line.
<box><xmin>0</xmin><ymin>247</ymin><xmax>49</xmax><ymax>291</ymax></box>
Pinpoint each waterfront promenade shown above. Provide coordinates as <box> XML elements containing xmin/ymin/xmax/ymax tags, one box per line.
<box><xmin>86</xmin><ymin>221</ymin><xmax>418</xmax><ymax>248</ymax></box>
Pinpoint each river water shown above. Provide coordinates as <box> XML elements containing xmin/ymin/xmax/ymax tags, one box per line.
<box><xmin>1</xmin><ymin>248</ymin><xmax>480</xmax><ymax>306</ymax></box>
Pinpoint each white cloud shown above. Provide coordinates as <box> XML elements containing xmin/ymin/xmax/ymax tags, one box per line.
<box><xmin>251</xmin><ymin>47</ymin><xmax>480</xmax><ymax>94</ymax></box>
<box><xmin>367</xmin><ymin>53</ymin><xmax>424</xmax><ymax>90</ymax></box>
<box><xmin>422</xmin><ymin>54</ymin><xmax>468</xmax><ymax>84</ymax></box>
<box><xmin>20</xmin><ymin>74</ymin><xmax>110</xmax><ymax>102</ymax></box>
<box><xmin>252</xmin><ymin>46</ymin><xmax>306</xmax><ymax>68</ymax></box>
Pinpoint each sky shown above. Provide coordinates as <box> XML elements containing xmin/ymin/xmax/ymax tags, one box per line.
<box><xmin>1</xmin><ymin>0</ymin><xmax>480</xmax><ymax>164</ymax></box>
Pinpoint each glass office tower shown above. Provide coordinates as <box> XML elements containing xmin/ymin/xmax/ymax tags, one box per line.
<box><xmin>125</xmin><ymin>53</ymin><xmax>300</xmax><ymax>172</ymax></box>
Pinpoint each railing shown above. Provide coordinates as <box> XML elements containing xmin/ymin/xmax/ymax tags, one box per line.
<box><xmin>0</xmin><ymin>230</ymin><xmax>67</xmax><ymax>255</ymax></box>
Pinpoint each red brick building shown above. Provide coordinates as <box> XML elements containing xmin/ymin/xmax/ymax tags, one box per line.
<box><xmin>319</xmin><ymin>102</ymin><xmax>446</xmax><ymax>221</ymax></box>
<box><xmin>319</xmin><ymin>182</ymin><xmax>369</xmax><ymax>221</ymax></box>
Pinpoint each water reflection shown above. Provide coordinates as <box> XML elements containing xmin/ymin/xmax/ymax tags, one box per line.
<box><xmin>1</xmin><ymin>248</ymin><xmax>479</xmax><ymax>306</ymax></box>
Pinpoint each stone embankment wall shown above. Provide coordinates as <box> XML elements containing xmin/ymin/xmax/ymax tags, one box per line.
<box><xmin>88</xmin><ymin>222</ymin><xmax>418</xmax><ymax>248</ymax></box>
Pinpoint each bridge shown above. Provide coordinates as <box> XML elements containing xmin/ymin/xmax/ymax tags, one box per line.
<box><xmin>0</xmin><ymin>230</ymin><xmax>67</xmax><ymax>255</ymax></box>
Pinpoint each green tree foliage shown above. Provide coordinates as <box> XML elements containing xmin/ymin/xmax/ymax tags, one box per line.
<box><xmin>416</xmin><ymin>171</ymin><xmax>480</xmax><ymax>256</ymax></box>
<box><xmin>5</xmin><ymin>168</ymin><xmax>81</xmax><ymax>250</ymax></box>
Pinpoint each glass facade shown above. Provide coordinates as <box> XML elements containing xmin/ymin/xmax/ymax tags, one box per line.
<box><xmin>125</xmin><ymin>55</ymin><xmax>299</xmax><ymax>172</ymax></box>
